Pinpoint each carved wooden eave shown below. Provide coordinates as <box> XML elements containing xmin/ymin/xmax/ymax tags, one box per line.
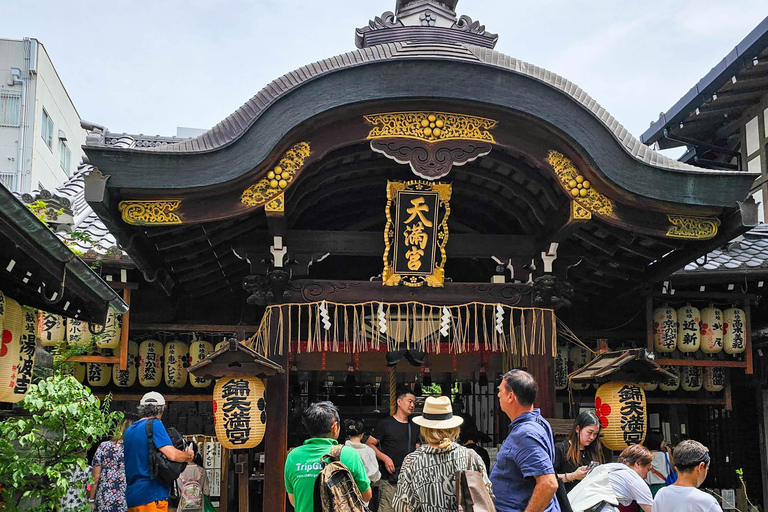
<box><xmin>187</xmin><ymin>338</ymin><xmax>285</xmax><ymax>380</ymax></box>
<box><xmin>568</xmin><ymin>348</ymin><xmax>676</xmax><ymax>384</ymax></box>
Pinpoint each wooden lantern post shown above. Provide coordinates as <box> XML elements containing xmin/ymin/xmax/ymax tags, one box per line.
<box><xmin>188</xmin><ymin>338</ymin><xmax>285</xmax><ymax>512</ymax></box>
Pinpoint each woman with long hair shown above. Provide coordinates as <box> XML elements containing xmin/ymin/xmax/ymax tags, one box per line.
<box><xmin>88</xmin><ymin>417</ymin><xmax>134</xmax><ymax>511</ymax></box>
<box><xmin>554</xmin><ymin>411</ymin><xmax>605</xmax><ymax>492</ymax></box>
<box><xmin>393</xmin><ymin>396</ymin><xmax>493</xmax><ymax>512</ymax></box>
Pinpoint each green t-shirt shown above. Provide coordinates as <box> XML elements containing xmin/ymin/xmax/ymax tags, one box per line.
<box><xmin>284</xmin><ymin>437</ymin><xmax>371</xmax><ymax>512</ymax></box>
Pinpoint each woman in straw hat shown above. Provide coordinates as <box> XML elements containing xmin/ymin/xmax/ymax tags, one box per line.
<box><xmin>392</xmin><ymin>396</ymin><xmax>494</xmax><ymax>512</ymax></box>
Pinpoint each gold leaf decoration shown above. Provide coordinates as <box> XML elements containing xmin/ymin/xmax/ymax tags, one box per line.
<box><xmin>547</xmin><ymin>151</ymin><xmax>614</xmax><ymax>217</ymax></box>
<box><xmin>666</xmin><ymin>215</ymin><xmax>720</xmax><ymax>239</ymax></box>
<box><xmin>571</xmin><ymin>201</ymin><xmax>592</xmax><ymax>220</ymax></box>
<box><xmin>241</xmin><ymin>142</ymin><xmax>311</xmax><ymax>207</ymax></box>
<box><xmin>118</xmin><ymin>200</ymin><xmax>182</xmax><ymax>226</ymax></box>
<box><xmin>365</xmin><ymin>112</ymin><xmax>497</xmax><ymax>143</ymax></box>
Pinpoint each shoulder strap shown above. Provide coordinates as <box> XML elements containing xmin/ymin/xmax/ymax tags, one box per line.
<box><xmin>330</xmin><ymin>444</ymin><xmax>343</xmax><ymax>461</ymax></box>
<box><xmin>649</xmin><ymin>467</ymin><xmax>665</xmax><ymax>480</ymax></box>
<box><xmin>145</xmin><ymin>419</ymin><xmax>158</xmax><ymax>480</ymax></box>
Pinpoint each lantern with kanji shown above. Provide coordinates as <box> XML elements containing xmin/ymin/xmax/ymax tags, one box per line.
<box><xmin>659</xmin><ymin>366</ymin><xmax>679</xmax><ymax>392</ymax></box>
<box><xmin>67</xmin><ymin>319</ymin><xmax>90</xmax><ymax>347</ymax></box>
<box><xmin>0</xmin><ymin>296</ymin><xmax>24</xmax><ymax>403</ymax></box>
<box><xmin>95</xmin><ymin>310</ymin><xmax>121</xmax><ymax>349</ymax></box>
<box><xmin>554</xmin><ymin>344</ymin><xmax>569</xmax><ymax>391</ymax></box>
<box><xmin>653</xmin><ymin>306</ymin><xmax>677</xmax><ymax>353</ymax></box>
<box><xmin>139</xmin><ymin>340</ymin><xmax>163</xmax><ymax>387</ymax></box>
<box><xmin>703</xmin><ymin>367</ymin><xmax>725</xmax><ymax>392</ymax></box>
<box><xmin>38</xmin><ymin>311</ymin><xmax>65</xmax><ymax>346</ymax></box>
<box><xmin>595</xmin><ymin>382</ymin><xmax>647</xmax><ymax>451</ymax></box>
<box><xmin>723</xmin><ymin>308</ymin><xmax>746</xmax><ymax>354</ymax></box>
<box><xmin>87</xmin><ymin>351</ymin><xmax>111</xmax><ymax>387</ymax></box>
<box><xmin>189</xmin><ymin>340</ymin><xmax>214</xmax><ymax>388</ymax></box>
<box><xmin>676</xmin><ymin>305</ymin><xmax>700</xmax><ymax>353</ymax></box>
<box><xmin>640</xmin><ymin>381</ymin><xmax>658</xmax><ymax>391</ymax></box>
<box><xmin>681</xmin><ymin>366</ymin><xmax>702</xmax><ymax>391</ymax></box>
<box><xmin>113</xmin><ymin>340</ymin><xmax>139</xmax><ymax>387</ymax></box>
<box><xmin>700</xmin><ymin>306</ymin><xmax>723</xmax><ymax>354</ymax></box>
<box><xmin>164</xmin><ymin>340</ymin><xmax>189</xmax><ymax>388</ymax></box>
<box><xmin>73</xmin><ymin>362</ymin><xmax>86</xmax><ymax>383</ymax></box>
<box><xmin>213</xmin><ymin>376</ymin><xmax>267</xmax><ymax>449</ymax></box>
<box><xmin>1</xmin><ymin>307</ymin><xmax>38</xmax><ymax>403</ymax></box>
<box><xmin>569</xmin><ymin>346</ymin><xmax>592</xmax><ymax>391</ymax></box>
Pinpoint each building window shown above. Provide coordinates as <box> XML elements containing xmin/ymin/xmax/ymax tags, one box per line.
<box><xmin>41</xmin><ymin>109</ymin><xmax>53</xmax><ymax>150</ymax></box>
<box><xmin>0</xmin><ymin>92</ymin><xmax>21</xmax><ymax>127</ymax></box>
<box><xmin>59</xmin><ymin>140</ymin><xmax>71</xmax><ymax>175</ymax></box>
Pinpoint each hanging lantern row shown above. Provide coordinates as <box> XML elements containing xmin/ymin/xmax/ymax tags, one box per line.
<box><xmin>0</xmin><ymin>291</ymin><xmax>39</xmax><ymax>403</ymax></box>
<box><xmin>82</xmin><ymin>339</ymin><xmax>221</xmax><ymax>389</ymax></box>
<box><xmin>653</xmin><ymin>305</ymin><xmax>746</xmax><ymax>355</ymax></box>
<box><xmin>642</xmin><ymin>365</ymin><xmax>725</xmax><ymax>393</ymax></box>
<box><xmin>38</xmin><ymin>310</ymin><xmax>122</xmax><ymax>349</ymax></box>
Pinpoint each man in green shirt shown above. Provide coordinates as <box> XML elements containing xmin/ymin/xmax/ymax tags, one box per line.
<box><xmin>285</xmin><ymin>401</ymin><xmax>372</xmax><ymax>512</ymax></box>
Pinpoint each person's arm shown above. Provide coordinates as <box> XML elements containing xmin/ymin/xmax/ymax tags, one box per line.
<box><xmin>639</xmin><ymin>505</ymin><xmax>652</xmax><ymax>512</ymax></box>
<box><xmin>524</xmin><ymin>474</ymin><xmax>558</xmax><ymax>512</ymax></box>
<box><xmin>159</xmin><ymin>443</ymin><xmax>194</xmax><ymax>462</ymax></box>
<box><xmin>88</xmin><ymin>465</ymin><xmax>101</xmax><ymax>505</ymax></box>
<box><xmin>366</xmin><ymin>434</ymin><xmax>395</xmax><ymax>473</ymax></box>
<box><xmin>287</xmin><ymin>494</ymin><xmax>295</xmax><ymax>506</ymax></box>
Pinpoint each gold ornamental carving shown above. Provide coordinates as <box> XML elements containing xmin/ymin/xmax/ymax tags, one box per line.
<box><xmin>265</xmin><ymin>193</ymin><xmax>285</xmax><ymax>217</ymax></box>
<box><xmin>547</xmin><ymin>151</ymin><xmax>614</xmax><ymax>217</ymax></box>
<box><xmin>118</xmin><ymin>200</ymin><xmax>182</xmax><ymax>226</ymax></box>
<box><xmin>666</xmin><ymin>215</ymin><xmax>720</xmax><ymax>239</ymax></box>
<box><xmin>241</xmin><ymin>142</ymin><xmax>311</xmax><ymax>208</ymax></box>
<box><xmin>365</xmin><ymin>112</ymin><xmax>497</xmax><ymax>144</ymax></box>
<box><xmin>570</xmin><ymin>201</ymin><xmax>591</xmax><ymax>221</ymax></box>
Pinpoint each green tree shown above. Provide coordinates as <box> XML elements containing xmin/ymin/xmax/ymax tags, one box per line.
<box><xmin>0</xmin><ymin>374</ymin><xmax>123</xmax><ymax>511</ymax></box>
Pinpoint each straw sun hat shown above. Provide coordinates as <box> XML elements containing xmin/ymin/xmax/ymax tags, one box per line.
<box><xmin>412</xmin><ymin>396</ymin><xmax>464</xmax><ymax>429</ymax></box>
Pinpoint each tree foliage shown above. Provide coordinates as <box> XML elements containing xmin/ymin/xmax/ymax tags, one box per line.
<box><xmin>0</xmin><ymin>374</ymin><xmax>123</xmax><ymax>511</ymax></box>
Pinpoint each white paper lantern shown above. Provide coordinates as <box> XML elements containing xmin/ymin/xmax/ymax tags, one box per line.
<box><xmin>0</xmin><ymin>297</ymin><xmax>24</xmax><ymax>402</ymax></box>
<box><xmin>568</xmin><ymin>346</ymin><xmax>592</xmax><ymax>390</ymax></box>
<box><xmin>659</xmin><ymin>366</ymin><xmax>679</xmax><ymax>392</ymax></box>
<box><xmin>67</xmin><ymin>319</ymin><xmax>90</xmax><ymax>347</ymax></box>
<box><xmin>113</xmin><ymin>340</ymin><xmax>139</xmax><ymax>387</ymax></box>
<box><xmin>87</xmin><ymin>352</ymin><xmax>111</xmax><ymax>388</ymax></box>
<box><xmin>700</xmin><ymin>306</ymin><xmax>723</xmax><ymax>354</ymax></box>
<box><xmin>0</xmin><ymin>307</ymin><xmax>38</xmax><ymax>403</ymax></box>
<box><xmin>139</xmin><ymin>340</ymin><xmax>163</xmax><ymax>387</ymax></box>
<box><xmin>703</xmin><ymin>367</ymin><xmax>725</xmax><ymax>392</ymax></box>
<box><xmin>681</xmin><ymin>366</ymin><xmax>702</xmax><ymax>391</ymax></box>
<box><xmin>95</xmin><ymin>310</ymin><xmax>121</xmax><ymax>349</ymax></box>
<box><xmin>189</xmin><ymin>340</ymin><xmax>214</xmax><ymax>388</ymax></box>
<box><xmin>676</xmin><ymin>305</ymin><xmax>700</xmax><ymax>353</ymax></box>
<box><xmin>73</xmin><ymin>362</ymin><xmax>86</xmax><ymax>383</ymax></box>
<box><xmin>723</xmin><ymin>308</ymin><xmax>746</xmax><ymax>354</ymax></box>
<box><xmin>652</xmin><ymin>306</ymin><xmax>677</xmax><ymax>353</ymax></box>
<box><xmin>554</xmin><ymin>344</ymin><xmax>569</xmax><ymax>391</ymax></box>
<box><xmin>640</xmin><ymin>381</ymin><xmax>658</xmax><ymax>391</ymax></box>
<box><xmin>213</xmin><ymin>377</ymin><xmax>267</xmax><ymax>449</ymax></box>
<box><xmin>38</xmin><ymin>312</ymin><xmax>65</xmax><ymax>346</ymax></box>
<box><xmin>164</xmin><ymin>340</ymin><xmax>189</xmax><ymax>388</ymax></box>
<box><xmin>215</xmin><ymin>341</ymin><xmax>228</xmax><ymax>351</ymax></box>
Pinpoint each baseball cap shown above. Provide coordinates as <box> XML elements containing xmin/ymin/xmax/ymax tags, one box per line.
<box><xmin>140</xmin><ymin>391</ymin><xmax>166</xmax><ymax>406</ymax></box>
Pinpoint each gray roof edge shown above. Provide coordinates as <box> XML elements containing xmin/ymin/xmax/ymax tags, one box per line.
<box><xmin>641</xmin><ymin>15</ymin><xmax>768</xmax><ymax>146</ymax></box>
<box><xmin>85</xmin><ymin>41</ymin><xmax>741</xmax><ymax>176</ymax></box>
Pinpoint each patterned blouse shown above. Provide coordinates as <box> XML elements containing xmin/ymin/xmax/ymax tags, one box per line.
<box><xmin>393</xmin><ymin>442</ymin><xmax>494</xmax><ymax>512</ymax></box>
<box><xmin>92</xmin><ymin>440</ymin><xmax>127</xmax><ymax>512</ymax></box>
<box><xmin>58</xmin><ymin>464</ymin><xmax>91</xmax><ymax>511</ymax></box>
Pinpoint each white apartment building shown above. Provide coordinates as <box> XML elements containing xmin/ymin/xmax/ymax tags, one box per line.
<box><xmin>0</xmin><ymin>37</ymin><xmax>85</xmax><ymax>193</ymax></box>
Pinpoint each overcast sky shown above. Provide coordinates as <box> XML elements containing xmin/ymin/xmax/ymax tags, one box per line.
<box><xmin>6</xmin><ymin>0</ymin><xmax>768</xmax><ymax>145</ymax></box>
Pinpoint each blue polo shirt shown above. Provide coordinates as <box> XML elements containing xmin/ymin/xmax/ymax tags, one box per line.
<box><xmin>124</xmin><ymin>418</ymin><xmax>173</xmax><ymax>508</ymax></box>
<box><xmin>490</xmin><ymin>409</ymin><xmax>560</xmax><ymax>512</ymax></box>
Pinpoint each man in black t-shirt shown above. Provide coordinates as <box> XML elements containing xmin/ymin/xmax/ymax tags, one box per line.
<box><xmin>367</xmin><ymin>387</ymin><xmax>420</xmax><ymax>512</ymax></box>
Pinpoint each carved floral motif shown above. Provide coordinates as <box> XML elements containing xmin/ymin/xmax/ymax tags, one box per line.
<box><xmin>547</xmin><ymin>151</ymin><xmax>614</xmax><ymax>217</ymax></box>
<box><xmin>118</xmin><ymin>200</ymin><xmax>182</xmax><ymax>226</ymax></box>
<box><xmin>365</xmin><ymin>112</ymin><xmax>497</xmax><ymax>144</ymax></box>
<box><xmin>241</xmin><ymin>142</ymin><xmax>311</xmax><ymax>208</ymax></box>
<box><xmin>666</xmin><ymin>215</ymin><xmax>720</xmax><ymax>239</ymax></box>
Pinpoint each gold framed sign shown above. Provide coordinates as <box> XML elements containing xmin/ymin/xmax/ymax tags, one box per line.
<box><xmin>383</xmin><ymin>181</ymin><xmax>451</xmax><ymax>287</ymax></box>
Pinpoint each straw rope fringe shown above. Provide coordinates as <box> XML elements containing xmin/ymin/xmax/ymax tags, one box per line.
<box><xmin>246</xmin><ymin>301</ymin><xmax>556</xmax><ymax>358</ymax></box>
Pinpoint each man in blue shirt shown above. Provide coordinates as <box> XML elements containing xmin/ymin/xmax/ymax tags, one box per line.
<box><xmin>124</xmin><ymin>392</ymin><xmax>194</xmax><ymax>511</ymax></box>
<box><xmin>491</xmin><ymin>370</ymin><xmax>560</xmax><ymax>512</ymax></box>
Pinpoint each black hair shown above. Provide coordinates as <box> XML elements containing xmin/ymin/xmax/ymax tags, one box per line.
<box><xmin>302</xmin><ymin>401</ymin><xmax>340</xmax><ymax>438</ymax></box>
<box><xmin>502</xmin><ymin>369</ymin><xmax>537</xmax><ymax>406</ymax></box>
<box><xmin>137</xmin><ymin>404</ymin><xmax>164</xmax><ymax>418</ymax></box>
<box><xmin>645</xmin><ymin>432</ymin><xmax>663</xmax><ymax>452</ymax></box>
<box><xmin>344</xmin><ymin>419</ymin><xmax>365</xmax><ymax>438</ymax></box>
<box><xmin>673</xmin><ymin>440</ymin><xmax>710</xmax><ymax>472</ymax></box>
<box><xmin>566</xmin><ymin>411</ymin><xmax>603</xmax><ymax>465</ymax></box>
<box><xmin>395</xmin><ymin>385</ymin><xmax>415</xmax><ymax>400</ymax></box>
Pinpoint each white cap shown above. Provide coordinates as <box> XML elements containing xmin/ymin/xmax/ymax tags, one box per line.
<box><xmin>140</xmin><ymin>391</ymin><xmax>166</xmax><ymax>406</ymax></box>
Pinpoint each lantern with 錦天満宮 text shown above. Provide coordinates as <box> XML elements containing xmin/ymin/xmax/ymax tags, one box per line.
<box><xmin>595</xmin><ymin>382</ymin><xmax>647</xmax><ymax>451</ymax></box>
<box><xmin>138</xmin><ymin>340</ymin><xmax>163</xmax><ymax>387</ymax></box>
<box><xmin>554</xmin><ymin>344</ymin><xmax>569</xmax><ymax>391</ymax></box>
<box><xmin>213</xmin><ymin>376</ymin><xmax>267</xmax><ymax>449</ymax></box>
<box><xmin>113</xmin><ymin>340</ymin><xmax>139</xmax><ymax>387</ymax></box>
<box><xmin>38</xmin><ymin>311</ymin><xmax>65</xmax><ymax>346</ymax></box>
<box><xmin>723</xmin><ymin>308</ymin><xmax>746</xmax><ymax>355</ymax></box>
<box><xmin>652</xmin><ymin>306</ymin><xmax>677</xmax><ymax>353</ymax></box>
<box><xmin>677</xmin><ymin>305</ymin><xmax>700</xmax><ymax>353</ymax></box>
<box><xmin>700</xmin><ymin>306</ymin><xmax>723</xmax><ymax>354</ymax></box>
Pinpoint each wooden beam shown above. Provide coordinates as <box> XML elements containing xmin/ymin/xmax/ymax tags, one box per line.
<box><xmin>654</xmin><ymin>358</ymin><xmax>747</xmax><ymax>368</ymax></box>
<box><xmin>119</xmin><ymin>288</ymin><xmax>131</xmax><ymax>370</ymax></box>
<box><xmin>107</xmin><ymin>281</ymin><xmax>140</xmax><ymax>290</ymax></box>
<box><xmin>130</xmin><ymin>323</ymin><xmax>258</xmax><ymax>333</ymax></box>
<box><xmin>746</xmin><ymin>299</ymin><xmax>754</xmax><ymax>374</ymax></box>
<box><xmin>96</xmin><ymin>393</ymin><xmax>212</xmax><ymax>402</ymax></box>
<box><xmin>653</xmin><ymin>291</ymin><xmax>759</xmax><ymax>301</ymax></box>
<box><xmin>233</xmin><ymin>231</ymin><xmax>537</xmax><ymax>259</ymax></box>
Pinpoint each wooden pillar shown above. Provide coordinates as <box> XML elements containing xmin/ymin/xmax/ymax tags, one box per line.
<box><xmin>263</xmin><ymin>306</ymin><xmax>290</xmax><ymax>512</ymax></box>
<box><xmin>218</xmin><ymin>447</ymin><xmax>230</xmax><ymax>512</ymax></box>
<box><xmin>528</xmin><ymin>309</ymin><xmax>555</xmax><ymax>417</ymax></box>
<box><xmin>236</xmin><ymin>453</ymin><xmax>249</xmax><ymax>512</ymax></box>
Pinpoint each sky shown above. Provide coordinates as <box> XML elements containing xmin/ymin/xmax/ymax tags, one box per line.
<box><xmin>6</xmin><ymin>0</ymin><xmax>768</xmax><ymax>145</ymax></box>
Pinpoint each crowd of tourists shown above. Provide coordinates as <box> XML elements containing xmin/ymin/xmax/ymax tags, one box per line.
<box><xmin>287</xmin><ymin>369</ymin><xmax>723</xmax><ymax>512</ymax></box>
<box><xmin>57</xmin><ymin>372</ymin><xmax>720</xmax><ymax>512</ymax></box>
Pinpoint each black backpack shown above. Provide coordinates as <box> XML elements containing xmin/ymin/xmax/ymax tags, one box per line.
<box><xmin>145</xmin><ymin>418</ymin><xmax>187</xmax><ymax>487</ymax></box>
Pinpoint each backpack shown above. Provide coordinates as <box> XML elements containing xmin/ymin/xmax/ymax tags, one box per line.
<box><xmin>456</xmin><ymin>450</ymin><xmax>496</xmax><ymax>512</ymax></box>
<box><xmin>178</xmin><ymin>467</ymin><xmax>204</xmax><ymax>510</ymax></box>
<box><xmin>146</xmin><ymin>418</ymin><xmax>188</xmax><ymax>487</ymax></box>
<box><xmin>313</xmin><ymin>445</ymin><xmax>371</xmax><ymax>512</ymax></box>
